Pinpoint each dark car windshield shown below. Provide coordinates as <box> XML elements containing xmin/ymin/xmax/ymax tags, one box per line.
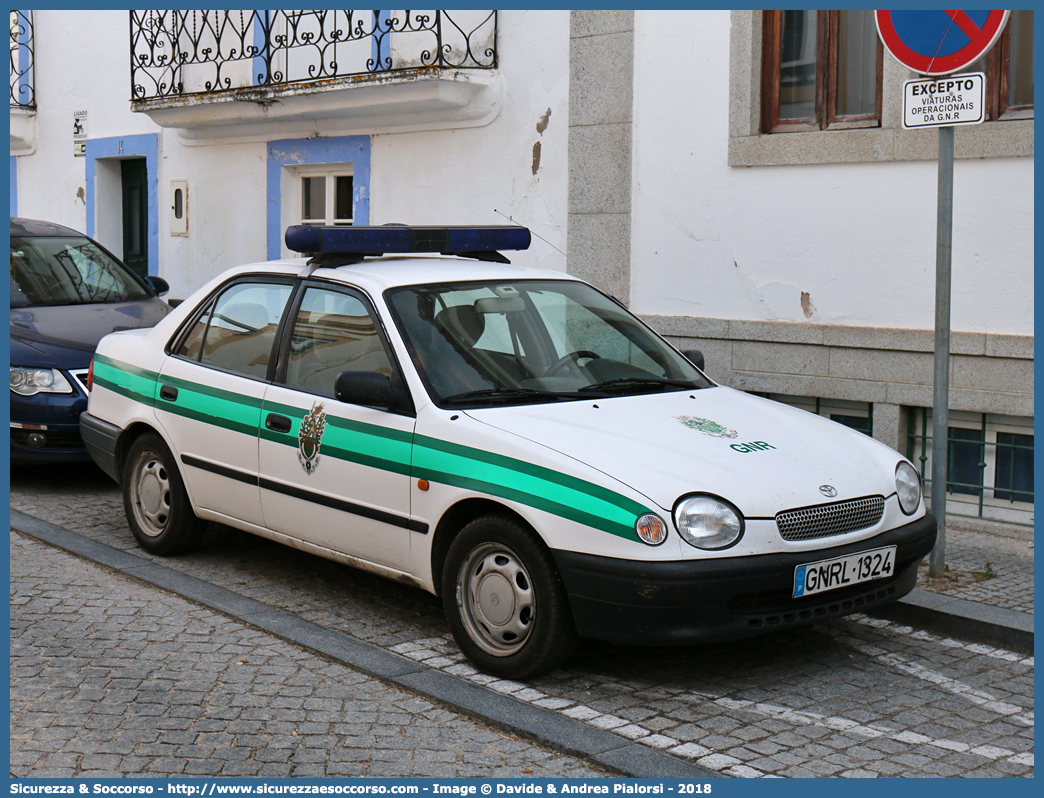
<box><xmin>386</xmin><ymin>279</ymin><xmax>711</xmax><ymax>407</ymax></box>
<box><xmin>10</xmin><ymin>236</ymin><xmax>151</xmax><ymax>308</ymax></box>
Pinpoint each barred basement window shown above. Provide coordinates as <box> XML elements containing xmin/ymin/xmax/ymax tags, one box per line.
<box><xmin>760</xmin><ymin>394</ymin><xmax>873</xmax><ymax>437</ymax></box>
<box><xmin>907</xmin><ymin>409</ymin><xmax>1034</xmax><ymax>527</ymax></box>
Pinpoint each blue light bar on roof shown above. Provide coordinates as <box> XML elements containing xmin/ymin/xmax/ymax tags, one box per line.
<box><xmin>285</xmin><ymin>225</ymin><xmax>531</xmax><ymax>256</ymax></box>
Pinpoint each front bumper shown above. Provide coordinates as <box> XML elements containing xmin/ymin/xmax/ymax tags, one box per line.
<box><xmin>10</xmin><ymin>390</ymin><xmax>91</xmax><ymax>463</ymax></box>
<box><xmin>552</xmin><ymin>513</ymin><xmax>937</xmax><ymax>646</ymax></box>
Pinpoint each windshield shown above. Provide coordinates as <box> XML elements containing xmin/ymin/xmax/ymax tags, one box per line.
<box><xmin>10</xmin><ymin>236</ymin><xmax>152</xmax><ymax>308</ymax></box>
<box><xmin>386</xmin><ymin>279</ymin><xmax>711</xmax><ymax>407</ymax></box>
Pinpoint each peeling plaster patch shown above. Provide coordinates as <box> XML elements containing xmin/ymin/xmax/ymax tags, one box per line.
<box><xmin>269</xmin><ymin>147</ymin><xmax>307</xmax><ymax>165</ymax></box>
<box><xmin>532</xmin><ymin>141</ymin><xmax>542</xmax><ymax>175</ymax></box>
<box><xmin>801</xmin><ymin>291</ymin><xmax>815</xmax><ymax>319</ymax></box>
<box><xmin>536</xmin><ymin>108</ymin><xmax>551</xmax><ymax>135</ymax></box>
<box><xmin>731</xmin><ymin>260</ymin><xmax>775</xmax><ymax>319</ymax></box>
<box><xmin>76</xmin><ymin>187</ymin><xmax>85</xmax><ymax>205</ymax></box>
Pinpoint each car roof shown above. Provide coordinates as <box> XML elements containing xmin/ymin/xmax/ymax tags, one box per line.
<box><xmin>10</xmin><ymin>217</ymin><xmax>89</xmax><ymax>238</ymax></box>
<box><xmin>232</xmin><ymin>254</ymin><xmax>579</xmax><ymax>294</ymax></box>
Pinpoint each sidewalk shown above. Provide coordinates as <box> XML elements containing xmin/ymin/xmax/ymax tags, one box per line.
<box><xmin>870</xmin><ymin>519</ymin><xmax>1034</xmax><ymax>654</ymax></box>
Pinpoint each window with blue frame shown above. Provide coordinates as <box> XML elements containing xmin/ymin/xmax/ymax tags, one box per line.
<box><xmin>267</xmin><ymin>135</ymin><xmax>371</xmax><ymax>260</ymax></box>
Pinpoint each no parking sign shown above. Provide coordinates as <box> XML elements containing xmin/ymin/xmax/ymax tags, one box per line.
<box><xmin>877</xmin><ymin>10</ymin><xmax>1009</xmax><ymax>130</ymax></box>
<box><xmin>874</xmin><ymin>10</ymin><xmax>1011</xmax><ymax>576</ymax></box>
<box><xmin>875</xmin><ymin>10</ymin><xmax>1009</xmax><ymax>75</ymax></box>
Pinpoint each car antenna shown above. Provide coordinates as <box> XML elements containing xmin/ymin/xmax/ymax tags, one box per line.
<box><xmin>494</xmin><ymin>209</ymin><xmax>567</xmax><ymax>259</ymax></box>
<box><xmin>492</xmin><ymin>209</ymin><xmax>626</xmax><ymax>307</ymax></box>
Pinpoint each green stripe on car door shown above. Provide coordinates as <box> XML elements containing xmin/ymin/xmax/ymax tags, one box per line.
<box><xmin>412</xmin><ymin>438</ymin><xmax>646</xmax><ymax>540</ymax></box>
<box><xmin>97</xmin><ymin>356</ymin><xmax>648</xmax><ymax>541</ymax></box>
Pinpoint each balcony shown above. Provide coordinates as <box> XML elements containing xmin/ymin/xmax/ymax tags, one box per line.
<box><xmin>129</xmin><ymin>10</ymin><xmax>503</xmax><ymax>142</ymax></box>
<box><xmin>10</xmin><ymin>10</ymin><xmax>35</xmax><ymax>154</ymax></box>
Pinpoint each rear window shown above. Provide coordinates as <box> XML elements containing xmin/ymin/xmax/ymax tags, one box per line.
<box><xmin>10</xmin><ymin>236</ymin><xmax>151</xmax><ymax>308</ymax></box>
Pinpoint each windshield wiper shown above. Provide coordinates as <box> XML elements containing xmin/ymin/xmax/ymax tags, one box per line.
<box><xmin>578</xmin><ymin>376</ymin><xmax>698</xmax><ymax>394</ymax></box>
<box><xmin>441</xmin><ymin>387</ymin><xmax>587</xmax><ymax>406</ymax></box>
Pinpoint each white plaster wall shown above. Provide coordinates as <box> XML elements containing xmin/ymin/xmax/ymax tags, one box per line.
<box><xmin>368</xmin><ymin>10</ymin><xmax>571</xmax><ymax>274</ymax></box>
<box><xmin>630</xmin><ymin>10</ymin><xmax>1034</xmax><ymax>336</ymax></box>
<box><xmin>14</xmin><ymin>10</ymin><xmax>156</xmax><ymax>232</ymax></box>
<box><xmin>18</xmin><ymin>9</ymin><xmax>1029</xmax><ymax>331</ymax></box>
<box><xmin>157</xmin><ymin>139</ymin><xmax>271</xmax><ymax>299</ymax></box>
<box><xmin>17</xmin><ymin>13</ymin><xmax>272</xmax><ymax>299</ymax></box>
<box><xmin>17</xmin><ymin>10</ymin><xmax>569</xmax><ymax>295</ymax></box>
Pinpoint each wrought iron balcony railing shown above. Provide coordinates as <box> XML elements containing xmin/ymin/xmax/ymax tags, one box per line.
<box><xmin>130</xmin><ymin>10</ymin><xmax>498</xmax><ymax>102</ymax></box>
<box><xmin>10</xmin><ymin>10</ymin><xmax>35</xmax><ymax>109</ymax></box>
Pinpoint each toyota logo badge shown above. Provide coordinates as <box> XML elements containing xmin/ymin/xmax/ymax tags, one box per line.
<box><xmin>819</xmin><ymin>485</ymin><xmax>837</xmax><ymax>498</ymax></box>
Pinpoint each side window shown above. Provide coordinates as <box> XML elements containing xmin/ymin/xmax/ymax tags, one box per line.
<box><xmin>176</xmin><ymin>281</ymin><xmax>293</xmax><ymax>379</ymax></box>
<box><xmin>762</xmin><ymin>10</ymin><xmax>881</xmax><ymax>132</ymax></box>
<box><xmin>284</xmin><ymin>286</ymin><xmax>392</xmax><ymax>398</ymax></box>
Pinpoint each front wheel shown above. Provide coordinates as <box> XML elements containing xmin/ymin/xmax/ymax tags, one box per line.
<box><xmin>122</xmin><ymin>432</ymin><xmax>206</xmax><ymax>555</ymax></box>
<box><xmin>442</xmin><ymin>514</ymin><xmax>578</xmax><ymax>678</ymax></box>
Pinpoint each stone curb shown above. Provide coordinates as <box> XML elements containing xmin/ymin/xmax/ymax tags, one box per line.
<box><xmin>10</xmin><ymin>510</ymin><xmax>715</xmax><ymax>780</ymax></box>
<box><xmin>867</xmin><ymin>588</ymin><xmax>1034</xmax><ymax>655</ymax></box>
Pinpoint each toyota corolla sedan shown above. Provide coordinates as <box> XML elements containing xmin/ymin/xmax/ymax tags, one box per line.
<box><xmin>80</xmin><ymin>225</ymin><xmax>936</xmax><ymax>677</ymax></box>
<box><xmin>10</xmin><ymin>218</ymin><xmax>172</xmax><ymax>463</ymax></box>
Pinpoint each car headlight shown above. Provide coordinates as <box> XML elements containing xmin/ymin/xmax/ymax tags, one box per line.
<box><xmin>673</xmin><ymin>494</ymin><xmax>744</xmax><ymax>550</ymax></box>
<box><xmin>10</xmin><ymin>367</ymin><xmax>74</xmax><ymax>396</ymax></box>
<box><xmin>895</xmin><ymin>461</ymin><xmax>922</xmax><ymax>515</ymax></box>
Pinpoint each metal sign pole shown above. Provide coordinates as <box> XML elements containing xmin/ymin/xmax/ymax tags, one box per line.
<box><xmin>929</xmin><ymin>125</ymin><xmax>954</xmax><ymax>578</ymax></box>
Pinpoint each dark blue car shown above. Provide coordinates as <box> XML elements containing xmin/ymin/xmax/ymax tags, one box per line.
<box><xmin>10</xmin><ymin>218</ymin><xmax>172</xmax><ymax>463</ymax></box>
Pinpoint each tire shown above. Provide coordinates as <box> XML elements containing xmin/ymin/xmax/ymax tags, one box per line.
<box><xmin>122</xmin><ymin>432</ymin><xmax>206</xmax><ymax>555</ymax></box>
<box><xmin>442</xmin><ymin>514</ymin><xmax>578</xmax><ymax>679</ymax></box>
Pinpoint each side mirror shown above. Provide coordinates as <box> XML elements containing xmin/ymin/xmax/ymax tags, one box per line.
<box><xmin>682</xmin><ymin>349</ymin><xmax>705</xmax><ymax>372</ymax></box>
<box><xmin>146</xmin><ymin>275</ymin><xmax>170</xmax><ymax>296</ymax></box>
<box><xmin>334</xmin><ymin>371</ymin><xmax>412</xmax><ymax>414</ymax></box>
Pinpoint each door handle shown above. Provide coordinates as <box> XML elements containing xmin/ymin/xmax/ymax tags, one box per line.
<box><xmin>160</xmin><ymin>385</ymin><xmax>178</xmax><ymax>402</ymax></box>
<box><xmin>266</xmin><ymin>414</ymin><xmax>292</xmax><ymax>433</ymax></box>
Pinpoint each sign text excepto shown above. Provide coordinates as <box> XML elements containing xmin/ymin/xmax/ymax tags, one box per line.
<box><xmin>903</xmin><ymin>73</ymin><xmax>985</xmax><ymax>129</ymax></box>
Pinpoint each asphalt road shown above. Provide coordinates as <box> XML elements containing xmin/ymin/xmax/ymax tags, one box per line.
<box><xmin>11</xmin><ymin>462</ymin><xmax>1035</xmax><ymax>778</ymax></box>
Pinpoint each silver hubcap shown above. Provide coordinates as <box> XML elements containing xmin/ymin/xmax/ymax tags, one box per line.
<box><xmin>456</xmin><ymin>542</ymin><xmax>535</xmax><ymax>657</ymax></box>
<box><xmin>131</xmin><ymin>450</ymin><xmax>171</xmax><ymax>537</ymax></box>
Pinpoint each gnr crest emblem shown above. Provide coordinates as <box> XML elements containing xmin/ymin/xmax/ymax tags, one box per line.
<box><xmin>675</xmin><ymin>415</ymin><xmax>738</xmax><ymax>439</ymax></box>
<box><xmin>298</xmin><ymin>402</ymin><xmax>327</xmax><ymax>475</ymax></box>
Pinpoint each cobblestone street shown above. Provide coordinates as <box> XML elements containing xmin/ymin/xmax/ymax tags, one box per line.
<box><xmin>11</xmin><ymin>533</ymin><xmax>609</xmax><ymax>778</ymax></box>
<box><xmin>11</xmin><ymin>463</ymin><xmax>1035</xmax><ymax>778</ymax></box>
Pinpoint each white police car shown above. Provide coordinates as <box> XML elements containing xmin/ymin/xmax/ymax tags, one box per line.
<box><xmin>81</xmin><ymin>225</ymin><xmax>936</xmax><ymax>678</ymax></box>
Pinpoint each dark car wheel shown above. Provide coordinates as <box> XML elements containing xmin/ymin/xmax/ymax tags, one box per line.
<box><xmin>442</xmin><ymin>514</ymin><xmax>578</xmax><ymax>679</ymax></box>
<box><xmin>122</xmin><ymin>432</ymin><xmax>206</xmax><ymax>554</ymax></box>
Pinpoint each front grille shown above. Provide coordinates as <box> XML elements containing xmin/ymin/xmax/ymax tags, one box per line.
<box><xmin>776</xmin><ymin>495</ymin><xmax>885</xmax><ymax>541</ymax></box>
<box><xmin>11</xmin><ymin>428</ymin><xmax>85</xmax><ymax>450</ymax></box>
<box><xmin>70</xmin><ymin>369</ymin><xmax>90</xmax><ymax>395</ymax></box>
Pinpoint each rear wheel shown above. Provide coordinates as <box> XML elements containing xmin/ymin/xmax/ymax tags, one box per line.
<box><xmin>122</xmin><ymin>432</ymin><xmax>206</xmax><ymax>554</ymax></box>
<box><xmin>442</xmin><ymin>514</ymin><xmax>578</xmax><ymax>678</ymax></box>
